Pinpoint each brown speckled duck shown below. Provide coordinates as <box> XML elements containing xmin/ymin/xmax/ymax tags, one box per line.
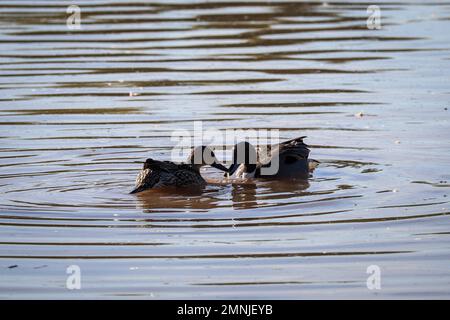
<box><xmin>130</xmin><ymin>146</ymin><xmax>227</xmax><ymax>194</ymax></box>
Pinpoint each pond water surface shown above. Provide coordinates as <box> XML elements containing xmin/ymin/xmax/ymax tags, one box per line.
<box><xmin>0</xmin><ymin>0</ymin><xmax>450</xmax><ymax>299</ymax></box>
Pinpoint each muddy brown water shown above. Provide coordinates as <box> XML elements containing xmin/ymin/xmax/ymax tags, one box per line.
<box><xmin>0</xmin><ymin>0</ymin><xmax>450</xmax><ymax>299</ymax></box>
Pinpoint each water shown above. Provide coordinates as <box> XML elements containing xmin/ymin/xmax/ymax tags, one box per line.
<box><xmin>0</xmin><ymin>0</ymin><xmax>450</xmax><ymax>299</ymax></box>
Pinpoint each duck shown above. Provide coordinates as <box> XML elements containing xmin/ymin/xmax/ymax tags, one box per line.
<box><xmin>226</xmin><ymin>137</ymin><xmax>319</xmax><ymax>179</ymax></box>
<box><xmin>130</xmin><ymin>146</ymin><xmax>228</xmax><ymax>194</ymax></box>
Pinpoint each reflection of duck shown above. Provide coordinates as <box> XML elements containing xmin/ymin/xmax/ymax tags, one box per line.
<box><xmin>130</xmin><ymin>146</ymin><xmax>227</xmax><ymax>194</ymax></box>
<box><xmin>230</xmin><ymin>179</ymin><xmax>310</xmax><ymax>209</ymax></box>
<box><xmin>134</xmin><ymin>186</ymin><xmax>222</xmax><ymax>212</ymax></box>
<box><xmin>134</xmin><ymin>179</ymin><xmax>310</xmax><ymax>212</ymax></box>
<box><xmin>231</xmin><ymin>183</ymin><xmax>258</xmax><ymax>209</ymax></box>
<box><xmin>258</xmin><ymin>179</ymin><xmax>310</xmax><ymax>196</ymax></box>
<box><xmin>227</xmin><ymin>137</ymin><xmax>319</xmax><ymax>179</ymax></box>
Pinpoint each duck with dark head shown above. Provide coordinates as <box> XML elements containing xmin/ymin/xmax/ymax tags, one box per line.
<box><xmin>130</xmin><ymin>145</ymin><xmax>227</xmax><ymax>194</ymax></box>
<box><xmin>227</xmin><ymin>137</ymin><xmax>318</xmax><ymax>179</ymax></box>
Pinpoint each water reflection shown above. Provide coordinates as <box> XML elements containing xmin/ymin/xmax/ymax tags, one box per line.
<box><xmin>134</xmin><ymin>178</ymin><xmax>310</xmax><ymax>212</ymax></box>
<box><xmin>231</xmin><ymin>183</ymin><xmax>258</xmax><ymax>210</ymax></box>
<box><xmin>135</xmin><ymin>185</ymin><xmax>214</xmax><ymax>212</ymax></box>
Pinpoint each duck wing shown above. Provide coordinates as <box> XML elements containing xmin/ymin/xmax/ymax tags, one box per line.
<box><xmin>255</xmin><ymin>136</ymin><xmax>310</xmax><ymax>178</ymax></box>
<box><xmin>131</xmin><ymin>159</ymin><xmax>179</xmax><ymax>193</ymax></box>
<box><xmin>131</xmin><ymin>159</ymin><xmax>204</xmax><ymax>193</ymax></box>
<box><xmin>275</xmin><ymin>136</ymin><xmax>310</xmax><ymax>160</ymax></box>
<box><xmin>258</xmin><ymin>136</ymin><xmax>309</xmax><ymax>165</ymax></box>
<box><xmin>144</xmin><ymin>159</ymin><xmax>182</xmax><ymax>172</ymax></box>
<box><xmin>144</xmin><ymin>159</ymin><xmax>204</xmax><ymax>187</ymax></box>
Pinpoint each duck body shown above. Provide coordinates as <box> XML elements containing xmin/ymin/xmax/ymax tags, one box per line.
<box><xmin>257</xmin><ymin>136</ymin><xmax>310</xmax><ymax>178</ymax></box>
<box><xmin>131</xmin><ymin>159</ymin><xmax>206</xmax><ymax>194</ymax></box>
<box><xmin>228</xmin><ymin>137</ymin><xmax>317</xmax><ymax>179</ymax></box>
<box><xmin>130</xmin><ymin>146</ymin><xmax>228</xmax><ymax>194</ymax></box>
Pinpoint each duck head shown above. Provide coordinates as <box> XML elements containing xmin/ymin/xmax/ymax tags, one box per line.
<box><xmin>130</xmin><ymin>159</ymin><xmax>159</xmax><ymax>194</ymax></box>
<box><xmin>227</xmin><ymin>141</ymin><xmax>257</xmax><ymax>177</ymax></box>
<box><xmin>188</xmin><ymin>145</ymin><xmax>228</xmax><ymax>172</ymax></box>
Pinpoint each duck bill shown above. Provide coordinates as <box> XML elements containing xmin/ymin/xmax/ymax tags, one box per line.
<box><xmin>211</xmin><ymin>162</ymin><xmax>228</xmax><ymax>172</ymax></box>
<box><xmin>130</xmin><ymin>186</ymin><xmax>145</xmax><ymax>194</ymax></box>
<box><xmin>225</xmin><ymin>163</ymin><xmax>240</xmax><ymax>177</ymax></box>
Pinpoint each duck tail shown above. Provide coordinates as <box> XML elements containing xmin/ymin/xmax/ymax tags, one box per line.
<box><xmin>281</xmin><ymin>136</ymin><xmax>310</xmax><ymax>160</ymax></box>
<box><xmin>308</xmin><ymin>159</ymin><xmax>320</xmax><ymax>171</ymax></box>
